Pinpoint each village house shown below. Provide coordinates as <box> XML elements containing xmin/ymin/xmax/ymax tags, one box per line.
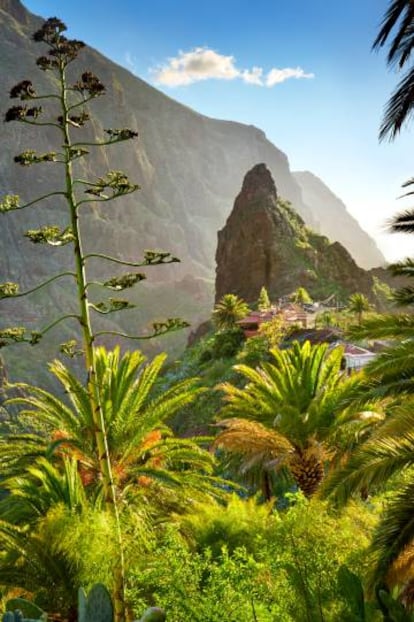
<box><xmin>237</xmin><ymin>303</ymin><xmax>315</xmax><ymax>338</ymax></box>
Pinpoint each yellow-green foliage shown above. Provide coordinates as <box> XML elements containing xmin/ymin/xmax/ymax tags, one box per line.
<box><xmin>257</xmin><ymin>314</ymin><xmax>286</xmax><ymax>349</ymax></box>
<box><xmin>178</xmin><ymin>494</ymin><xmax>274</xmax><ymax>557</ymax></box>
<box><xmin>37</xmin><ymin>505</ymin><xmax>120</xmax><ymax>590</ymax></box>
<box><xmin>127</xmin><ymin>494</ymin><xmax>378</xmax><ymax>622</ymax></box>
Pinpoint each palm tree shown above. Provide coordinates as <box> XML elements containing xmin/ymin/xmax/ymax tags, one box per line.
<box><xmin>0</xmin><ymin>457</ymin><xmax>89</xmax><ymax>526</ymax></box>
<box><xmin>322</xmin><ymin>400</ymin><xmax>414</xmax><ymax>596</ymax></box>
<box><xmin>332</xmin><ymin>276</ymin><xmax>414</xmax><ymax>602</ymax></box>
<box><xmin>213</xmin><ymin>341</ymin><xmax>372</xmax><ymax>498</ymax></box>
<box><xmin>388</xmin><ymin>252</ymin><xmax>414</xmax><ymax>307</ymax></box>
<box><xmin>347</xmin><ymin>314</ymin><xmax>414</xmax><ymax>399</ymax></box>
<box><xmin>0</xmin><ymin>348</ymin><xmax>230</xmax><ymax>615</ymax></box>
<box><xmin>212</xmin><ymin>294</ymin><xmax>250</xmax><ymax>330</ymax></box>
<box><xmin>0</xmin><ymin>458</ymin><xmax>94</xmax><ymax>618</ymax></box>
<box><xmin>348</xmin><ymin>292</ymin><xmax>371</xmax><ymax>325</ymax></box>
<box><xmin>373</xmin><ymin>0</ymin><xmax>414</xmax><ymax>140</ymax></box>
<box><xmin>2</xmin><ymin>347</ymin><xmax>223</xmax><ymax>516</ymax></box>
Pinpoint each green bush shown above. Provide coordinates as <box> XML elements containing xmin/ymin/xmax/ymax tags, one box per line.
<box><xmin>179</xmin><ymin>495</ymin><xmax>273</xmax><ymax>558</ymax></box>
<box><xmin>126</xmin><ymin>495</ymin><xmax>378</xmax><ymax>622</ymax></box>
<box><xmin>237</xmin><ymin>335</ymin><xmax>270</xmax><ymax>367</ymax></box>
<box><xmin>198</xmin><ymin>329</ymin><xmax>244</xmax><ymax>362</ymax></box>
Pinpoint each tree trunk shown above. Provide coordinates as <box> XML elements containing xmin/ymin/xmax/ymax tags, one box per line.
<box><xmin>289</xmin><ymin>450</ymin><xmax>324</xmax><ymax>498</ymax></box>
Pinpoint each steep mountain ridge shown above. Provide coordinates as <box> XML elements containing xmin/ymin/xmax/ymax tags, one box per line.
<box><xmin>293</xmin><ymin>171</ymin><xmax>384</xmax><ymax>269</ymax></box>
<box><xmin>0</xmin><ymin>1</ymin><xmax>385</xmax><ymax>381</ymax></box>
<box><xmin>216</xmin><ymin>164</ymin><xmax>376</xmax><ymax>303</ymax></box>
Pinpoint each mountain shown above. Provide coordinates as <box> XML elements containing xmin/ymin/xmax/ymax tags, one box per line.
<box><xmin>0</xmin><ymin>0</ymin><xmax>385</xmax><ymax>382</ymax></box>
<box><xmin>293</xmin><ymin>171</ymin><xmax>384</xmax><ymax>269</ymax></box>
<box><xmin>216</xmin><ymin>164</ymin><xmax>376</xmax><ymax>304</ymax></box>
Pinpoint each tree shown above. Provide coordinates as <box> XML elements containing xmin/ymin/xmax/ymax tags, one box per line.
<box><xmin>0</xmin><ymin>459</ymin><xmax>124</xmax><ymax>618</ymax></box>
<box><xmin>347</xmin><ymin>314</ymin><xmax>414</xmax><ymax>399</ymax></box>
<box><xmin>257</xmin><ymin>314</ymin><xmax>286</xmax><ymax>349</ymax></box>
<box><xmin>257</xmin><ymin>286</ymin><xmax>271</xmax><ymax>311</ymax></box>
<box><xmin>2</xmin><ymin>347</ymin><xmax>221</xmax><ymax>516</ymax></box>
<box><xmin>322</xmin><ymin>399</ymin><xmax>414</xmax><ymax>597</ymax></box>
<box><xmin>290</xmin><ymin>287</ymin><xmax>312</xmax><ymax>305</ymax></box>
<box><xmin>373</xmin><ymin>0</ymin><xmax>414</xmax><ymax>140</ymax></box>
<box><xmin>0</xmin><ymin>347</ymin><xmax>226</xmax><ymax>611</ymax></box>
<box><xmin>347</xmin><ymin>292</ymin><xmax>371</xmax><ymax>325</ymax></box>
<box><xmin>0</xmin><ymin>18</ymin><xmax>186</xmax><ymax>620</ymax></box>
<box><xmin>212</xmin><ymin>294</ymin><xmax>250</xmax><ymax>330</ymax></box>
<box><xmin>213</xmin><ymin>341</ymin><xmax>372</xmax><ymax>498</ymax></box>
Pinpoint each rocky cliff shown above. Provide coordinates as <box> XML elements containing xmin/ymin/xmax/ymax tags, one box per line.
<box><xmin>216</xmin><ymin>164</ymin><xmax>376</xmax><ymax>303</ymax></box>
<box><xmin>0</xmin><ymin>1</ymin><xmax>385</xmax><ymax>381</ymax></box>
<box><xmin>293</xmin><ymin>171</ymin><xmax>384</xmax><ymax>270</ymax></box>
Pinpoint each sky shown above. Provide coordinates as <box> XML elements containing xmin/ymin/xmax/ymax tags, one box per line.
<box><xmin>22</xmin><ymin>0</ymin><xmax>414</xmax><ymax>263</ymax></box>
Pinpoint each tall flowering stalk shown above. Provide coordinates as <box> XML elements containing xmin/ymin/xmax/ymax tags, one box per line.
<box><xmin>0</xmin><ymin>17</ymin><xmax>187</xmax><ymax>621</ymax></box>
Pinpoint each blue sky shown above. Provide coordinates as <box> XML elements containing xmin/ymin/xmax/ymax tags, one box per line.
<box><xmin>23</xmin><ymin>0</ymin><xmax>414</xmax><ymax>262</ymax></box>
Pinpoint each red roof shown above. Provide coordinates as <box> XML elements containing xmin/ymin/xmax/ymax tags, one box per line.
<box><xmin>343</xmin><ymin>344</ymin><xmax>375</xmax><ymax>356</ymax></box>
<box><xmin>237</xmin><ymin>310</ymin><xmax>278</xmax><ymax>326</ymax></box>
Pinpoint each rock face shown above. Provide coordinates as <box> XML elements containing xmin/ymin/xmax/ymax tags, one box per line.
<box><xmin>293</xmin><ymin>171</ymin><xmax>385</xmax><ymax>269</ymax></box>
<box><xmin>0</xmin><ymin>1</ymin><xmax>385</xmax><ymax>381</ymax></box>
<box><xmin>216</xmin><ymin>164</ymin><xmax>376</xmax><ymax>303</ymax></box>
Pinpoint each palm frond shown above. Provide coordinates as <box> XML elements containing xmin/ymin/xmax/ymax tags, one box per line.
<box><xmin>0</xmin><ymin>457</ymin><xmax>90</xmax><ymax>525</ymax></box>
<box><xmin>390</xmin><ymin>208</ymin><xmax>414</xmax><ymax>233</ymax></box>
<box><xmin>118</xmin><ymin>380</ymin><xmax>203</xmax><ymax>463</ymax></box>
<box><xmin>322</xmin><ymin>404</ymin><xmax>414</xmax><ymax>505</ymax></box>
<box><xmin>373</xmin><ymin>0</ymin><xmax>414</xmax><ymax>66</ymax></box>
<box><xmin>379</xmin><ymin>65</ymin><xmax>414</xmax><ymax>140</ymax></box>
<box><xmin>213</xmin><ymin>418</ymin><xmax>293</xmax><ymax>467</ymax></box>
<box><xmin>111</xmin><ymin>351</ymin><xmax>165</xmax><ymax>433</ymax></box>
<box><xmin>0</xmin><ymin>518</ymin><xmax>78</xmax><ymax>611</ymax></box>
<box><xmin>0</xmin><ymin>433</ymin><xmax>47</xmax><ymax>477</ymax></box>
<box><xmin>369</xmin><ymin>478</ymin><xmax>414</xmax><ymax>588</ymax></box>
<box><xmin>6</xmin><ymin>384</ymin><xmax>81</xmax><ymax>434</ymax></box>
<box><xmin>389</xmin><ymin>257</ymin><xmax>414</xmax><ymax>277</ymax></box>
<box><xmin>392</xmin><ymin>287</ymin><xmax>414</xmax><ymax>306</ymax></box>
<box><xmin>49</xmin><ymin>359</ymin><xmax>92</xmax><ymax>426</ymax></box>
<box><xmin>362</xmin><ymin>341</ymin><xmax>414</xmax><ymax>395</ymax></box>
<box><xmin>347</xmin><ymin>313</ymin><xmax>414</xmax><ymax>340</ymax></box>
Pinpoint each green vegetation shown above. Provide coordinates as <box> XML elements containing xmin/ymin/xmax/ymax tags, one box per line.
<box><xmin>348</xmin><ymin>293</ymin><xmax>372</xmax><ymax>325</ymax></box>
<box><xmin>212</xmin><ymin>294</ymin><xmax>250</xmax><ymax>330</ymax></box>
<box><xmin>290</xmin><ymin>286</ymin><xmax>313</xmax><ymax>305</ymax></box>
<box><xmin>2</xmin><ymin>3</ymin><xmax>414</xmax><ymax>621</ymax></box>
<box><xmin>0</xmin><ymin>17</ymin><xmax>186</xmax><ymax>621</ymax></box>
<box><xmin>257</xmin><ymin>286</ymin><xmax>271</xmax><ymax>311</ymax></box>
<box><xmin>373</xmin><ymin>0</ymin><xmax>414</xmax><ymax>140</ymax></box>
<box><xmin>213</xmin><ymin>341</ymin><xmax>376</xmax><ymax>499</ymax></box>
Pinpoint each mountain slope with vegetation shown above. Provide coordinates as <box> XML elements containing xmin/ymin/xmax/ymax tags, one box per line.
<box><xmin>216</xmin><ymin>164</ymin><xmax>379</xmax><ymax>304</ymax></box>
<box><xmin>0</xmin><ymin>0</ymin><xmax>385</xmax><ymax>381</ymax></box>
<box><xmin>293</xmin><ymin>171</ymin><xmax>385</xmax><ymax>269</ymax></box>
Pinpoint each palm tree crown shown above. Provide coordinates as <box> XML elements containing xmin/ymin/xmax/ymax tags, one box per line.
<box><xmin>2</xmin><ymin>347</ymin><xmax>222</xmax><ymax>516</ymax></box>
<box><xmin>374</xmin><ymin>0</ymin><xmax>414</xmax><ymax>139</ymax></box>
<box><xmin>348</xmin><ymin>292</ymin><xmax>371</xmax><ymax>325</ymax></box>
<box><xmin>212</xmin><ymin>294</ymin><xmax>250</xmax><ymax>330</ymax></box>
<box><xmin>214</xmin><ymin>341</ymin><xmax>369</xmax><ymax>498</ymax></box>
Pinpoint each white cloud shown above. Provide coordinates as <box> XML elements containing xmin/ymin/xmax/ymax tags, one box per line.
<box><xmin>266</xmin><ymin>66</ymin><xmax>315</xmax><ymax>87</ymax></box>
<box><xmin>152</xmin><ymin>48</ymin><xmax>238</xmax><ymax>86</ymax></box>
<box><xmin>151</xmin><ymin>47</ymin><xmax>314</xmax><ymax>88</ymax></box>
<box><xmin>241</xmin><ymin>66</ymin><xmax>264</xmax><ymax>86</ymax></box>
